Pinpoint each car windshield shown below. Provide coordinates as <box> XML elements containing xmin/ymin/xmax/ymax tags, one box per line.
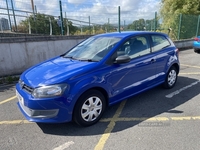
<box><xmin>63</xmin><ymin>36</ymin><xmax>121</xmax><ymax>61</ymax></box>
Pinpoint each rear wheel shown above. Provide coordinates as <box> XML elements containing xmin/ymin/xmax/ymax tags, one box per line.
<box><xmin>73</xmin><ymin>90</ymin><xmax>106</xmax><ymax>127</ymax></box>
<box><xmin>194</xmin><ymin>49</ymin><xmax>200</xmax><ymax>53</ymax></box>
<box><xmin>163</xmin><ymin>66</ymin><xmax>177</xmax><ymax>89</ymax></box>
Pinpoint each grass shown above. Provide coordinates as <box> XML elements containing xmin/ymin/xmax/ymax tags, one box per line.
<box><xmin>0</xmin><ymin>75</ymin><xmax>19</xmax><ymax>85</ymax></box>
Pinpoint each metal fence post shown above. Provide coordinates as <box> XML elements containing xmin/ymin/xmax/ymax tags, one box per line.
<box><xmin>49</xmin><ymin>17</ymin><xmax>52</xmax><ymax>35</ymax></box>
<box><xmin>0</xmin><ymin>19</ymin><xmax>3</xmax><ymax>33</ymax></box>
<box><xmin>59</xmin><ymin>0</ymin><xmax>64</xmax><ymax>35</ymax></box>
<box><xmin>124</xmin><ymin>20</ymin><xmax>125</xmax><ymax>31</ymax></box>
<box><xmin>6</xmin><ymin>0</ymin><xmax>12</xmax><ymax>31</ymax></box>
<box><xmin>31</xmin><ymin>0</ymin><xmax>35</xmax><ymax>21</ymax></box>
<box><xmin>11</xmin><ymin>0</ymin><xmax>17</xmax><ymax>31</ymax></box>
<box><xmin>80</xmin><ymin>21</ymin><xmax>82</xmax><ymax>35</ymax></box>
<box><xmin>35</xmin><ymin>5</ymin><xmax>37</xmax><ymax>14</ymax></box>
<box><xmin>108</xmin><ymin>18</ymin><xmax>110</xmax><ymax>33</ymax></box>
<box><xmin>154</xmin><ymin>12</ymin><xmax>157</xmax><ymax>31</ymax></box>
<box><xmin>118</xmin><ymin>6</ymin><xmax>121</xmax><ymax>33</ymax></box>
<box><xmin>178</xmin><ymin>14</ymin><xmax>182</xmax><ymax>40</ymax></box>
<box><xmin>65</xmin><ymin>12</ymin><xmax>69</xmax><ymax>36</ymax></box>
<box><xmin>196</xmin><ymin>15</ymin><xmax>200</xmax><ymax>37</ymax></box>
<box><xmin>28</xmin><ymin>19</ymin><xmax>31</xmax><ymax>34</ymax></box>
<box><xmin>89</xmin><ymin>16</ymin><xmax>91</xmax><ymax>35</ymax></box>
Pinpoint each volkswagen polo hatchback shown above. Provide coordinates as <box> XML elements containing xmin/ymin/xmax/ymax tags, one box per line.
<box><xmin>16</xmin><ymin>31</ymin><xmax>180</xmax><ymax>126</ymax></box>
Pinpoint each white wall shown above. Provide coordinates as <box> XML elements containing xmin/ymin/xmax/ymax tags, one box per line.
<box><xmin>0</xmin><ymin>38</ymin><xmax>84</xmax><ymax>76</ymax></box>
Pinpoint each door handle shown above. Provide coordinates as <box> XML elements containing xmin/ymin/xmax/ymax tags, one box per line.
<box><xmin>151</xmin><ymin>59</ymin><xmax>156</xmax><ymax>63</ymax></box>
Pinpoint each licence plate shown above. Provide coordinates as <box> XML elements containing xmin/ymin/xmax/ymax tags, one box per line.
<box><xmin>16</xmin><ymin>90</ymin><xmax>24</xmax><ymax>106</ymax></box>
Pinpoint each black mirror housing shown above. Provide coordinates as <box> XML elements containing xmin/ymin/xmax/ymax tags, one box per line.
<box><xmin>114</xmin><ymin>55</ymin><xmax>131</xmax><ymax>64</ymax></box>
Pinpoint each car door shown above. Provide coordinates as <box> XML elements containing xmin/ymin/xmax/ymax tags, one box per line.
<box><xmin>106</xmin><ymin>35</ymin><xmax>158</xmax><ymax>104</ymax></box>
<box><xmin>150</xmin><ymin>34</ymin><xmax>177</xmax><ymax>83</ymax></box>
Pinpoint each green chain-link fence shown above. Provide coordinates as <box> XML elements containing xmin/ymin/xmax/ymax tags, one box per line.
<box><xmin>160</xmin><ymin>14</ymin><xmax>200</xmax><ymax>40</ymax></box>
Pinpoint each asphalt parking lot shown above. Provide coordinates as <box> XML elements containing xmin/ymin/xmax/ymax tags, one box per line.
<box><xmin>1</xmin><ymin>49</ymin><xmax>200</xmax><ymax>150</ymax></box>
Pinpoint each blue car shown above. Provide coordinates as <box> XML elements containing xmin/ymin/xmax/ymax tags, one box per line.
<box><xmin>16</xmin><ymin>31</ymin><xmax>180</xmax><ymax>126</ymax></box>
<box><xmin>193</xmin><ymin>36</ymin><xmax>200</xmax><ymax>53</ymax></box>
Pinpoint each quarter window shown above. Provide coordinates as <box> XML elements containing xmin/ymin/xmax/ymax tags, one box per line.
<box><xmin>151</xmin><ymin>35</ymin><xmax>171</xmax><ymax>52</ymax></box>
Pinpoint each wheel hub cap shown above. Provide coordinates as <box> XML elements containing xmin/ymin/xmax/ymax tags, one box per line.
<box><xmin>81</xmin><ymin>96</ymin><xmax>102</xmax><ymax>122</ymax></box>
<box><xmin>168</xmin><ymin>70</ymin><xmax>176</xmax><ymax>86</ymax></box>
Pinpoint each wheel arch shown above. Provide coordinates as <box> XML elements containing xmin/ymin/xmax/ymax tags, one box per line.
<box><xmin>171</xmin><ymin>63</ymin><xmax>180</xmax><ymax>74</ymax></box>
<box><xmin>72</xmin><ymin>86</ymin><xmax>109</xmax><ymax>116</ymax></box>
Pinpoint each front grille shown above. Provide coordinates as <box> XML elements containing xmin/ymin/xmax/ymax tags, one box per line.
<box><xmin>23</xmin><ymin>84</ymin><xmax>34</xmax><ymax>94</ymax></box>
<box><xmin>19</xmin><ymin>80</ymin><xmax>34</xmax><ymax>94</ymax></box>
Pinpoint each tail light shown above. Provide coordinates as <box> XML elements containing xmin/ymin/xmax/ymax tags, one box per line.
<box><xmin>175</xmin><ymin>48</ymin><xmax>179</xmax><ymax>57</ymax></box>
<box><xmin>194</xmin><ymin>37</ymin><xmax>199</xmax><ymax>41</ymax></box>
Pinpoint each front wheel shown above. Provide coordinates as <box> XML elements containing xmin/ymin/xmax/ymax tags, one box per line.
<box><xmin>73</xmin><ymin>90</ymin><xmax>106</xmax><ymax>127</ymax></box>
<box><xmin>163</xmin><ymin>66</ymin><xmax>178</xmax><ymax>89</ymax></box>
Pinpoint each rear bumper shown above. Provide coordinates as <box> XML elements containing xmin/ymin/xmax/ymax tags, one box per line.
<box><xmin>193</xmin><ymin>42</ymin><xmax>200</xmax><ymax>49</ymax></box>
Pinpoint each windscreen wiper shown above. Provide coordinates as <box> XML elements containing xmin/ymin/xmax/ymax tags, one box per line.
<box><xmin>62</xmin><ymin>56</ymin><xmax>98</xmax><ymax>62</ymax></box>
<box><xmin>62</xmin><ymin>56</ymin><xmax>78</xmax><ymax>60</ymax></box>
<box><xmin>78</xmin><ymin>58</ymin><xmax>98</xmax><ymax>62</ymax></box>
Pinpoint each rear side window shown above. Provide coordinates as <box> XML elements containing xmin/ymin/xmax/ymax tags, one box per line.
<box><xmin>151</xmin><ymin>35</ymin><xmax>171</xmax><ymax>52</ymax></box>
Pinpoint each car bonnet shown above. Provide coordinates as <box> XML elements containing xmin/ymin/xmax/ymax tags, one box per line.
<box><xmin>20</xmin><ymin>56</ymin><xmax>97</xmax><ymax>87</ymax></box>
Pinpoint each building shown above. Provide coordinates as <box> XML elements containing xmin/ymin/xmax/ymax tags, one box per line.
<box><xmin>0</xmin><ymin>18</ymin><xmax>10</xmax><ymax>31</ymax></box>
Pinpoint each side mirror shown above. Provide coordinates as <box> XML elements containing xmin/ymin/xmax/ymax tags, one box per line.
<box><xmin>114</xmin><ymin>55</ymin><xmax>131</xmax><ymax>64</ymax></box>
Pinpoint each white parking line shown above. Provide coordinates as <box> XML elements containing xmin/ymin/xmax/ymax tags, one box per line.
<box><xmin>53</xmin><ymin>141</ymin><xmax>74</xmax><ymax>150</ymax></box>
<box><xmin>166</xmin><ymin>80</ymin><xmax>200</xmax><ymax>98</ymax></box>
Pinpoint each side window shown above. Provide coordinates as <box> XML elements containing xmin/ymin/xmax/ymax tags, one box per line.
<box><xmin>117</xmin><ymin>36</ymin><xmax>150</xmax><ymax>59</ymax></box>
<box><xmin>151</xmin><ymin>35</ymin><xmax>171</xmax><ymax>52</ymax></box>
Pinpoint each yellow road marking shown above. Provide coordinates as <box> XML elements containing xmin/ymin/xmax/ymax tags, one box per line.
<box><xmin>100</xmin><ymin>116</ymin><xmax>200</xmax><ymax>122</ymax></box>
<box><xmin>100</xmin><ymin>117</ymin><xmax>170</xmax><ymax>122</ymax></box>
<box><xmin>0</xmin><ymin>96</ymin><xmax>16</xmax><ymax>105</ymax></box>
<box><xmin>0</xmin><ymin>120</ymin><xmax>33</xmax><ymax>125</ymax></box>
<box><xmin>171</xmin><ymin>117</ymin><xmax>191</xmax><ymax>120</ymax></box>
<box><xmin>94</xmin><ymin>100</ymin><xmax>127</xmax><ymax>150</ymax></box>
<box><xmin>1</xmin><ymin>116</ymin><xmax>200</xmax><ymax>125</ymax></box>
<box><xmin>192</xmin><ymin>116</ymin><xmax>200</xmax><ymax>120</ymax></box>
<box><xmin>180</xmin><ymin>64</ymin><xmax>200</xmax><ymax>75</ymax></box>
<box><xmin>180</xmin><ymin>72</ymin><xmax>200</xmax><ymax>75</ymax></box>
<box><xmin>181</xmin><ymin>64</ymin><xmax>200</xmax><ymax>69</ymax></box>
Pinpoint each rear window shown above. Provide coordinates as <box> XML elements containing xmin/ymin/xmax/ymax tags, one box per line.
<box><xmin>151</xmin><ymin>35</ymin><xmax>171</xmax><ymax>52</ymax></box>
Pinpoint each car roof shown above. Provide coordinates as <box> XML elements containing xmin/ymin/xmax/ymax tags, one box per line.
<box><xmin>94</xmin><ymin>31</ymin><xmax>168</xmax><ymax>38</ymax></box>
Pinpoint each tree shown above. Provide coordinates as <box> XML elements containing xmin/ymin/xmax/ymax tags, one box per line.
<box><xmin>127</xmin><ymin>18</ymin><xmax>160</xmax><ymax>31</ymax></box>
<box><xmin>17</xmin><ymin>13</ymin><xmax>77</xmax><ymax>35</ymax></box>
<box><xmin>160</xmin><ymin>0</ymin><xmax>200</xmax><ymax>39</ymax></box>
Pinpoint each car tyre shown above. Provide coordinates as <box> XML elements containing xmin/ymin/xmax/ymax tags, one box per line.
<box><xmin>73</xmin><ymin>90</ymin><xmax>106</xmax><ymax>127</ymax></box>
<box><xmin>194</xmin><ymin>49</ymin><xmax>200</xmax><ymax>53</ymax></box>
<box><xmin>163</xmin><ymin>66</ymin><xmax>177</xmax><ymax>89</ymax></box>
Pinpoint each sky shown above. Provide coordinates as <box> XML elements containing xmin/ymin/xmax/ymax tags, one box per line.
<box><xmin>0</xmin><ymin>0</ymin><xmax>161</xmax><ymax>26</ymax></box>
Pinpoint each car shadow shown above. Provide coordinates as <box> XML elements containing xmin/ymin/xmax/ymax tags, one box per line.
<box><xmin>37</xmin><ymin>76</ymin><xmax>200</xmax><ymax>136</ymax></box>
<box><xmin>0</xmin><ymin>84</ymin><xmax>16</xmax><ymax>92</ymax></box>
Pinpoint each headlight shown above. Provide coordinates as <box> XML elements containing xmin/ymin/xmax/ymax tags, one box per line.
<box><xmin>32</xmin><ymin>84</ymin><xmax>67</xmax><ymax>98</ymax></box>
<box><xmin>18</xmin><ymin>79</ymin><xmax>24</xmax><ymax>88</ymax></box>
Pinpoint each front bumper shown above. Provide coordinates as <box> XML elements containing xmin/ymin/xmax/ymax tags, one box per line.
<box><xmin>16</xmin><ymin>83</ymin><xmax>73</xmax><ymax>123</ymax></box>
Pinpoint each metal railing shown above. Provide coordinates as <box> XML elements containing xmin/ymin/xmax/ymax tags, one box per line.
<box><xmin>1</xmin><ymin>1</ymin><xmax>199</xmax><ymax>39</ymax></box>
